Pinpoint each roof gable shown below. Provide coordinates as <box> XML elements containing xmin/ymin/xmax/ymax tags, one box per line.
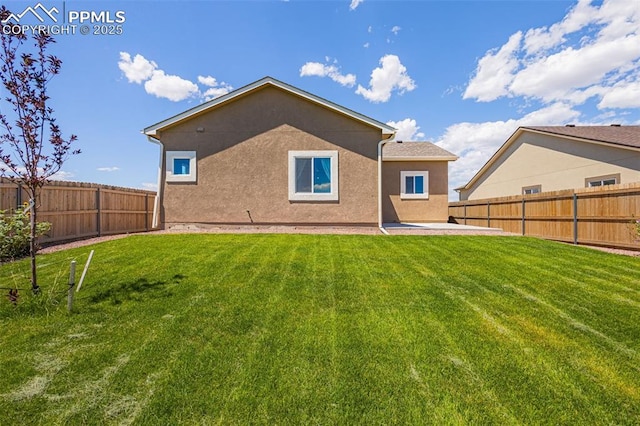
<box><xmin>143</xmin><ymin>76</ymin><xmax>396</xmax><ymax>138</ymax></box>
<box><xmin>458</xmin><ymin>125</ymin><xmax>640</xmax><ymax>191</ymax></box>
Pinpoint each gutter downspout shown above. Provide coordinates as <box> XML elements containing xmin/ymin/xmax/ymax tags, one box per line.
<box><xmin>146</xmin><ymin>136</ymin><xmax>163</xmax><ymax>229</ymax></box>
<box><xmin>378</xmin><ymin>138</ymin><xmax>393</xmax><ymax>235</ymax></box>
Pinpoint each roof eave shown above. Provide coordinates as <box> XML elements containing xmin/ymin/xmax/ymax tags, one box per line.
<box><xmin>383</xmin><ymin>156</ymin><xmax>458</xmax><ymax>162</ymax></box>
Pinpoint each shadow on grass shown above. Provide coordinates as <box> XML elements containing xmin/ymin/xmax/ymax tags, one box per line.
<box><xmin>90</xmin><ymin>274</ymin><xmax>186</xmax><ymax>305</ymax></box>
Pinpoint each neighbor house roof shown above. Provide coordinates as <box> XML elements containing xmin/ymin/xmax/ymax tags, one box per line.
<box><xmin>456</xmin><ymin>125</ymin><xmax>640</xmax><ymax>192</ymax></box>
<box><xmin>143</xmin><ymin>76</ymin><xmax>396</xmax><ymax>138</ymax></box>
<box><xmin>383</xmin><ymin>141</ymin><xmax>458</xmax><ymax>161</ymax></box>
<box><xmin>523</xmin><ymin>125</ymin><xmax>640</xmax><ymax>150</ymax></box>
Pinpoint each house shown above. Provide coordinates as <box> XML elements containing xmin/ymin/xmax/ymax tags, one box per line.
<box><xmin>456</xmin><ymin>125</ymin><xmax>640</xmax><ymax>201</ymax></box>
<box><xmin>143</xmin><ymin>77</ymin><xmax>457</xmax><ymax>229</ymax></box>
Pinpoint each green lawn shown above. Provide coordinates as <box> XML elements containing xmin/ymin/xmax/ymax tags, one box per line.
<box><xmin>1</xmin><ymin>234</ymin><xmax>639</xmax><ymax>425</ymax></box>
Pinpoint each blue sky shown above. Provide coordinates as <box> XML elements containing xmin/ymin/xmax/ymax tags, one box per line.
<box><xmin>2</xmin><ymin>0</ymin><xmax>639</xmax><ymax>198</ymax></box>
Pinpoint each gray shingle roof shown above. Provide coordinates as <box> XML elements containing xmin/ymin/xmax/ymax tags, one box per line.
<box><xmin>523</xmin><ymin>125</ymin><xmax>640</xmax><ymax>149</ymax></box>
<box><xmin>383</xmin><ymin>141</ymin><xmax>457</xmax><ymax>160</ymax></box>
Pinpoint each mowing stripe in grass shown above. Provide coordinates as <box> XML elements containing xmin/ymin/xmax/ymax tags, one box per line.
<box><xmin>1</xmin><ymin>234</ymin><xmax>639</xmax><ymax>424</ymax></box>
<box><xmin>383</xmin><ymin>236</ymin><xmax>640</xmax><ymax>423</ymax></box>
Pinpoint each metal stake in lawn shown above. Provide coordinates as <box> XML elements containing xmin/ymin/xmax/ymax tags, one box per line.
<box><xmin>67</xmin><ymin>260</ymin><xmax>76</xmax><ymax>312</ymax></box>
<box><xmin>76</xmin><ymin>250</ymin><xmax>94</xmax><ymax>293</ymax></box>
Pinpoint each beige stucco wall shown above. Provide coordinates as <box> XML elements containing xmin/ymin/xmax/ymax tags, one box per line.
<box><xmin>382</xmin><ymin>161</ymin><xmax>450</xmax><ymax>223</ymax></box>
<box><xmin>460</xmin><ymin>132</ymin><xmax>640</xmax><ymax>200</ymax></box>
<box><xmin>156</xmin><ymin>86</ymin><xmax>383</xmax><ymax>226</ymax></box>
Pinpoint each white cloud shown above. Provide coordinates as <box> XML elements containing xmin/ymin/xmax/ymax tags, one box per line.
<box><xmin>463</xmin><ymin>32</ymin><xmax>522</xmax><ymax>102</ymax></box>
<box><xmin>141</xmin><ymin>182</ymin><xmax>158</xmax><ymax>191</ymax></box>
<box><xmin>510</xmin><ymin>35</ymin><xmax>640</xmax><ymax>101</ymax></box>
<box><xmin>391</xmin><ymin>26</ymin><xmax>401</xmax><ymax>35</ymax></box>
<box><xmin>11</xmin><ymin>167</ymin><xmax>74</xmax><ymax>181</ymax></box>
<box><xmin>119</xmin><ymin>52</ymin><xmax>231</xmax><ymax>102</ymax></box>
<box><xmin>349</xmin><ymin>0</ymin><xmax>363</xmax><ymax>11</ymax></box>
<box><xmin>387</xmin><ymin>118</ymin><xmax>425</xmax><ymax>141</ymax></box>
<box><xmin>463</xmin><ymin>0</ymin><xmax>640</xmax><ymax>110</ymax></box>
<box><xmin>50</xmin><ymin>170</ymin><xmax>74</xmax><ymax>181</ymax></box>
<box><xmin>437</xmin><ymin>103</ymin><xmax>581</xmax><ymax>198</ymax></box>
<box><xmin>597</xmin><ymin>0</ymin><xmax>640</xmax><ymax>41</ymax></box>
<box><xmin>363</xmin><ymin>42</ymin><xmax>370</xmax><ymax>48</ymax></box>
<box><xmin>202</xmin><ymin>87</ymin><xmax>232</xmax><ymax>101</ymax></box>
<box><xmin>523</xmin><ymin>0</ymin><xmax>597</xmax><ymax>55</ymax></box>
<box><xmin>198</xmin><ymin>75</ymin><xmax>233</xmax><ymax>101</ymax></box>
<box><xmin>144</xmin><ymin>70</ymin><xmax>199</xmax><ymax>102</ymax></box>
<box><xmin>97</xmin><ymin>167</ymin><xmax>120</xmax><ymax>172</ymax></box>
<box><xmin>355</xmin><ymin>55</ymin><xmax>416</xmax><ymax>103</ymax></box>
<box><xmin>118</xmin><ymin>52</ymin><xmax>156</xmax><ymax>84</ymax></box>
<box><xmin>599</xmin><ymin>80</ymin><xmax>640</xmax><ymax>109</ymax></box>
<box><xmin>197</xmin><ymin>75</ymin><xmax>218</xmax><ymax>86</ymax></box>
<box><xmin>299</xmin><ymin>61</ymin><xmax>356</xmax><ymax>87</ymax></box>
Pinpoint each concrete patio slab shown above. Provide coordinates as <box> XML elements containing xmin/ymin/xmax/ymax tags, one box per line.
<box><xmin>382</xmin><ymin>222</ymin><xmax>515</xmax><ymax>235</ymax></box>
<box><xmin>383</xmin><ymin>222</ymin><xmax>504</xmax><ymax>231</ymax></box>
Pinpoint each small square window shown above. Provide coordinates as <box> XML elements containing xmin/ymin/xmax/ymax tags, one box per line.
<box><xmin>400</xmin><ymin>171</ymin><xmax>429</xmax><ymax>199</ymax></box>
<box><xmin>173</xmin><ymin>158</ymin><xmax>190</xmax><ymax>175</ymax></box>
<box><xmin>166</xmin><ymin>151</ymin><xmax>196</xmax><ymax>182</ymax></box>
<box><xmin>405</xmin><ymin>175</ymin><xmax>424</xmax><ymax>194</ymax></box>
<box><xmin>288</xmin><ymin>151</ymin><xmax>338</xmax><ymax>201</ymax></box>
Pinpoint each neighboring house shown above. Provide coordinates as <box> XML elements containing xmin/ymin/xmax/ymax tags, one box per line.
<box><xmin>143</xmin><ymin>77</ymin><xmax>457</xmax><ymax>229</ymax></box>
<box><xmin>456</xmin><ymin>125</ymin><xmax>640</xmax><ymax>201</ymax></box>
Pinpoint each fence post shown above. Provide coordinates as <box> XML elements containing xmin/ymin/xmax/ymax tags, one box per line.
<box><xmin>145</xmin><ymin>193</ymin><xmax>149</xmax><ymax>231</ymax></box>
<box><xmin>522</xmin><ymin>198</ymin><xmax>526</xmax><ymax>236</ymax></box>
<box><xmin>67</xmin><ymin>260</ymin><xmax>77</xmax><ymax>312</ymax></box>
<box><xmin>487</xmin><ymin>201</ymin><xmax>491</xmax><ymax>228</ymax></box>
<box><xmin>573</xmin><ymin>192</ymin><xmax>578</xmax><ymax>245</ymax></box>
<box><xmin>96</xmin><ymin>188</ymin><xmax>101</xmax><ymax>237</ymax></box>
<box><xmin>463</xmin><ymin>203</ymin><xmax>467</xmax><ymax>225</ymax></box>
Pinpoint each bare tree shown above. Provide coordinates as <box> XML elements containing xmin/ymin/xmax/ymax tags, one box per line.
<box><xmin>0</xmin><ymin>7</ymin><xmax>80</xmax><ymax>293</ymax></box>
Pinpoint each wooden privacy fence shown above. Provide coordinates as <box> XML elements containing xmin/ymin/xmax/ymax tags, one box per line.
<box><xmin>0</xmin><ymin>179</ymin><xmax>157</xmax><ymax>244</ymax></box>
<box><xmin>449</xmin><ymin>182</ymin><xmax>640</xmax><ymax>250</ymax></box>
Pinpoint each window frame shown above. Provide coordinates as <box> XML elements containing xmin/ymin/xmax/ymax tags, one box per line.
<box><xmin>166</xmin><ymin>151</ymin><xmax>197</xmax><ymax>182</ymax></box>
<box><xmin>288</xmin><ymin>150</ymin><xmax>339</xmax><ymax>201</ymax></box>
<box><xmin>400</xmin><ymin>171</ymin><xmax>429</xmax><ymax>200</ymax></box>
<box><xmin>585</xmin><ymin>174</ymin><xmax>619</xmax><ymax>188</ymax></box>
<box><xmin>522</xmin><ymin>185</ymin><xmax>542</xmax><ymax>195</ymax></box>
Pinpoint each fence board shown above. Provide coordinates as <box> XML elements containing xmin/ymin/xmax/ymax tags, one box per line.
<box><xmin>0</xmin><ymin>178</ymin><xmax>157</xmax><ymax>244</ymax></box>
<box><xmin>450</xmin><ymin>182</ymin><xmax>640</xmax><ymax>250</ymax></box>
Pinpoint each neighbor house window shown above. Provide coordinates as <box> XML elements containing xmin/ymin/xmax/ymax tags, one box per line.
<box><xmin>166</xmin><ymin>151</ymin><xmax>196</xmax><ymax>182</ymax></box>
<box><xmin>288</xmin><ymin>150</ymin><xmax>338</xmax><ymax>201</ymax></box>
<box><xmin>522</xmin><ymin>185</ymin><xmax>541</xmax><ymax>195</ymax></box>
<box><xmin>400</xmin><ymin>171</ymin><xmax>429</xmax><ymax>199</ymax></box>
<box><xmin>586</xmin><ymin>174</ymin><xmax>619</xmax><ymax>188</ymax></box>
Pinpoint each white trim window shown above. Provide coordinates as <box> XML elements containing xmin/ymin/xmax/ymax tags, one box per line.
<box><xmin>586</xmin><ymin>175</ymin><xmax>618</xmax><ymax>187</ymax></box>
<box><xmin>288</xmin><ymin>150</ymin><xmax>338</xmax><ymax>201</ymax></box>
<box><xmin>522</xmin><ymin>185</ymin><xmax>542</xmax><ymax>195</ymax></box>
<box><xmin>166</xmin><ymin>151</ymin><xmax>196</xmax><ymax>182</ymax></box>
<box><xmin>401</xmin><ymin>171</ymin><xmax>429</xmax><ymax>199</ymax></box>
